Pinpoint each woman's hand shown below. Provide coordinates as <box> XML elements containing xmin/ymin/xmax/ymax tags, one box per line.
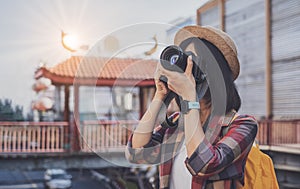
<box><xmin>160</xmin><ymin>56</ymin><xmax>196</xmax><ymax>101</ymax></box>
<box><xmin>154</xmin><ymin>65</ymin><xmax>169</xmax><ymax>100</ymax></box>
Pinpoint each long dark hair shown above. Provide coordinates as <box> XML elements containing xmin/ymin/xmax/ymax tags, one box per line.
<box><xmin>201</xmin><ymin>39</ymin><xmax>241</xmax><ymax>114</ymax></box>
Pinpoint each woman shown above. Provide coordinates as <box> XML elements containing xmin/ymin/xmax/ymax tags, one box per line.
<box><xmin>126</xmin><ymin>25</ymin><xmax>258</xmax><ymax>189</ymax></box>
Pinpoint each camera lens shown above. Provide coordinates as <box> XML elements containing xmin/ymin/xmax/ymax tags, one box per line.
<box><xmin>159</xmin><ymin>45</ymin><xmax>205</xmax><ymax>85</ymax></box>
<box><xmin>170</xmin><ymin>55</ymin><xmax>179</xmax><ymax>65</ymax></box>
<box><xmin>160</xmin><ymin>45</ymin><xmax>187</xmax><ymax>73</ymax></box>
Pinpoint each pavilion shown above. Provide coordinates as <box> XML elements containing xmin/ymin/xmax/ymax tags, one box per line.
<box><xmin>34</xmin><ymin>56</ymin><xmax>158</xmax><ymax>151</ymax></box>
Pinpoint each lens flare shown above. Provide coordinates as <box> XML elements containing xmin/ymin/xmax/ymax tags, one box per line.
<box><xmin>61</xmin><ymin>31</ymin><xmax>79</xmax><ymax>52</ymax></box>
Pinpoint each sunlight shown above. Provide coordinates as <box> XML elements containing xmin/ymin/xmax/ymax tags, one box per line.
<box><xmin>61</xmin><ymin>31</ymin><xmax>79</xmax><ymax>52</ymax></box>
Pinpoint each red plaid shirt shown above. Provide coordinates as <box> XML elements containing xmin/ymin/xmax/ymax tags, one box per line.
<box><xmin>125</xmin><ymin>112</ymin><xmax>258</xmax><ymax>189</ymax></box>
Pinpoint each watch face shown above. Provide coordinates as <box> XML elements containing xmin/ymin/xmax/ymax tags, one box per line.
<box><xmin>181</xmin><ymin>100</ymin><xmax>200</xmax><ymax>114</ymax></box>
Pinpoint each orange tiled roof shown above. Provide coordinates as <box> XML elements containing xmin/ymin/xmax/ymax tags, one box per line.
<box><xmin>36</xmin><ymin>56</ymin><xmax>158</xmax><ymax>86</ymax></box>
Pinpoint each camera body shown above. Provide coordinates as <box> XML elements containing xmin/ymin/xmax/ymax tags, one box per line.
<box><xmin>159</xmin><ymin>45</ymin><xmax>205</xmax><ymax>84</ymax></box>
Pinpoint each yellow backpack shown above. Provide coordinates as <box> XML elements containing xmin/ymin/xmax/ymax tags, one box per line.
<box><xmin>237</xmin><ymin>142</ymin><xmax>279</xmax><ymax>189</ymax></box>
<box><xmin>226</xmin><ymin>114</ymin><xmax>280</xmax><ymax>189</ymax></box>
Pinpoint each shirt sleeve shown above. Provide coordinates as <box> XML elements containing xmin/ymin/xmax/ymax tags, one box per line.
<box><xmin>125</xmin><ymin>126</ymin><xmax>165</xmax><ymax>164</ymax></box>
<box><xmin>125</xmin><ymin>112</ymin><xmax>180</xmax><ymax>164</ymax></box>
<box><xmin>185</xmin><ymin>115</ymin><xmax>258</xmax><ymax>177</ymax></box>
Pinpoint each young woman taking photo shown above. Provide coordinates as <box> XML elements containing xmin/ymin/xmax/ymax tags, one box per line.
<box><xmin>126</xmin><ymin>25</ymin><xmax>258</xmax><ymax>189</ymax></box>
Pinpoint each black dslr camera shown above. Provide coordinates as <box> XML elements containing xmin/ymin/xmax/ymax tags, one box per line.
<box><xmin>158</xmin><ymin>44</ymin><xmax>207</xmax><ymax>129</ymax></box>
<box><xmin>159</xmin><ymin>45</ymin><xmax>205</xmax><ymax>84</ymax></box>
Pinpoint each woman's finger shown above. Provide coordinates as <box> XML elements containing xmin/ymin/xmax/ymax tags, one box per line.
<box><xmin>185</xmin><ymin>55</ymin><xmax>193</xmax><ymax>75</ymax></box>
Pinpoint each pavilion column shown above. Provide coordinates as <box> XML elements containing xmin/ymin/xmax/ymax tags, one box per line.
<box><xmin>73</xmin><ymin>84</ymin><xmax>81</xmax><ymax>151</ymax></box>
<box><xmin>74</xmin><ymin>84</ymin><xmax>80</xmax><ymax>125</ymax></box>
<box><xmin>139</xmin><ymin>87</ymin><xmax>156</xmax><ymax>119</ymax></box>
<box><xmin>63</xmin><ymin>85</ymin><xmax>72</xmax><ymax>152</ymax></box>
<box><xmin>64</xmin><ymin>85</ymin><xmax>70</xmax><ymax>121</ymax></box>
<box><xmin>139</xmin><ymin>87</ymin><xmax>145</xmax><ymax>119</ymax></box>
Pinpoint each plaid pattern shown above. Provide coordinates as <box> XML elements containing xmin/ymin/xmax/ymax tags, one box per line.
<box><xmin>125</xmin><ymin>112</ymin><xmax>258</xmax><ymax>189</ymax></box>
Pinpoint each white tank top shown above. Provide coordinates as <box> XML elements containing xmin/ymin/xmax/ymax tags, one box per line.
<box><xmin>169</xmin><ymin>142</ymin><xmax>192</xmax><ymax>189</ymax></box>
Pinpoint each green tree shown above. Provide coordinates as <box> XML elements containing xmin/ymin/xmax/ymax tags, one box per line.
<box><xmin>0</xmin><ymin>99</ymin><xmax>24</xmax><ymax>121</ymax></box>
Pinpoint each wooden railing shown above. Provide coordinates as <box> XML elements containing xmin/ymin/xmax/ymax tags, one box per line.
<box><xmin>257</xmin><ymin>119</ymin><xmax>300</xmax><ymax>146</ymax></box>
<box><xmin>81</xmin><ymin>120</ymin><xmax>137</xmax><ymax>152</ymax></box>
<box><xmin>0</xmin><ymin>122</ymin><xmax>68</xmax><ymax>153</ymax></box>
<box><xmin>0</xmin><ymin>119</ymin><xmax>299</xmax><ymax>154</ymax></box>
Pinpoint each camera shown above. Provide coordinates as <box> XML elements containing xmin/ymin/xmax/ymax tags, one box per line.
<box><xmin>160</xmin><ymin>45</ymin><xmax>188</xmax><ymax>73</ymax></box>
<box><xmin>159</xmin><ymin>45</ymin><xmax>205</xmax><ymax>84</ymax></box>
<box><xmin>158</xmin><ymin>44</ymin><xmax>208</xmax><ymax>128</ymax></box>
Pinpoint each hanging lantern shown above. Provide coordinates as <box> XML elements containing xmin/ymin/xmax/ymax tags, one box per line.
<box><xmin>32</xmin><ymin>77</ymin><xmax>52</xmax><ymax>92</ymax></box>
<box><xmin>32</xmin><ymin>97</ymin><xmax>54</xmax><ymax>111</ymax></box>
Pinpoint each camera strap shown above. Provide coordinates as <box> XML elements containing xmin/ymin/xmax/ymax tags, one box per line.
<box><xmin>159</xmin><ymin>91</ymin><xmax>180</xmax><ymax>128</ymax></box>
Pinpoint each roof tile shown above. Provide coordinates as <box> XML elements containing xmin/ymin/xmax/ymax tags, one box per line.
<box><xmin>48</xmin><ymin>56</ymin><xmax>158</xmax><ymax>80</ymax></box>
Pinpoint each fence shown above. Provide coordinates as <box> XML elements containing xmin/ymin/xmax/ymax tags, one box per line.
<box><xmin>81</xmin><ymin>120</ymin><xmax>137</xmax><ymax>152</ymax></box>
<box><xmin>0</xmin><ymin>119</ymin><xmax>299</xmax><ymax>154</ymax></box>
<box><xmin>0</xmin><ymin>122</ymin><xmax>68</xmax><ymax>153</ymax></box>
<box><xmin>257</xmin><ymin>119</ymin><xmax>300</xmax><ymax>145</ymax></box>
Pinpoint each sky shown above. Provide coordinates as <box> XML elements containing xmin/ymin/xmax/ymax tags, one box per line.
<box><xmin>0</xmin><ymin>0</ymin><xmax>207</xmax><ymax>115</ymax></box>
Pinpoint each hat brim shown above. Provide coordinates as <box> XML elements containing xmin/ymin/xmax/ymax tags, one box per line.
<box><xmin>174</xmin><ymin>25</ymin><xmax>240</xmax><ymax>80</ymax></box>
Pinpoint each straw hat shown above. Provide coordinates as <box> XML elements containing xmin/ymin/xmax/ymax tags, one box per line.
<box><xmin>174</xmin><ymin>25</ymin><xmax>240</xmax><ymax>80</ymax></box>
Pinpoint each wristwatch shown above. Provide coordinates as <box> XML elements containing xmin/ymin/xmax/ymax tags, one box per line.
<box><xmin>181</xmin><ymin>100</ymin><xmax>200</xmax><ymax>114</ymax></box>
